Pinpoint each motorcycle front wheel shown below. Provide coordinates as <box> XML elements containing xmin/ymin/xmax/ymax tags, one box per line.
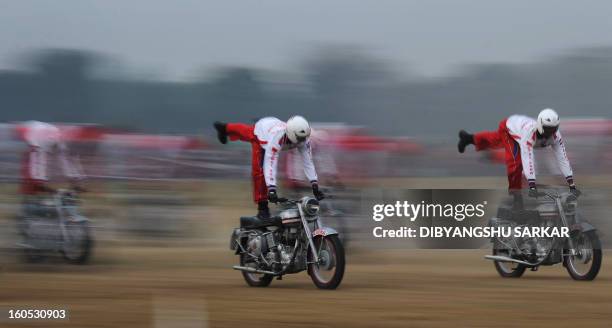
<box><xmin>308</xmin><ymin>235</ymin><xmax>345</xmax><ymax>289</ymax></box>
<box><xmin>239</xmin><ymin>253</ymin><xmax>273</xmax><ymax>287</ymax></box>
<box><xmin>565</xmin><ymin>231</ymin><xmax>602</xmax><ymax>281</ymax></box>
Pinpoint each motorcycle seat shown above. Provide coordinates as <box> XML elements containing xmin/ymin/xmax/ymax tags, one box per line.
<box><xmin>497</xmin><ymin>205</ymin><xmax>540</xmax><ymax>223</ymax></box>
<box><xmin>240</xmin><ymin>216</ymin><xmax>281</xmax><ymax>228</ymax></box>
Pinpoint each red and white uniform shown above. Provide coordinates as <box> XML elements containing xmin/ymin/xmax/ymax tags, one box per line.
<box><xmin>226</xmin><ymin>117</ymin><xmax>317</xmax><ymax>203</ymax></box>
<box><xmin>18</xmin><ymin>121</ymin><xmax>84</xmax><ymax>195</ymax></box>
<box><xmin>254</xmin><ymin>117</ymin><xmax>317</xmax><ymax>187</ymax></box>
<box><xmin>474</xmin><ymin>115</ymin><xmax>573</xmax><ymax>189</ymax></box>
<box><xmin>505</xmin><ymin>115</ymin><xmax>572</xmax><ymax>180</ymax></box>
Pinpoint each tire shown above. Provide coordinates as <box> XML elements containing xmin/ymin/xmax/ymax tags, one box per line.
<box><xmin>61</xmin><ymin>221</ymin><xmax>93</xmax><ymax>264</ymax></box>
<box><xmin>565</xmin><ymin>231</ymin><xmax>602</xmax><ymax>281</ymax></box>
<box><xmin>492</xmin><ymin>243</ymin><xmax>526</xmax><ymax>278</ymax></box>
<box><xmin>239</xmin><ymin>253</ymin><xmax>273</xmax><ymax>287</ymax></box>
<box><xmin>308</xmin><ymin>235</ymin><xmax>345</xmax><ymax>289</ymax></box>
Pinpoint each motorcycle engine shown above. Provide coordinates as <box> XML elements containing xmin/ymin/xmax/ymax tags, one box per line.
<box><xmin>264</xmin><ymin>244</ymin><xmax>294</xmax><ymax>270</ymax></box>
<box><xmin>24</xmin><ymin>218</ymin><xmax>62</xmax><ymax>249</ymax></box>
<box><xmin>247</xmin><ymin>234</ymin><xmax>263</xmax><ymax>257</ymax></box>
<box><xmin>31</xmin><ymin>219</ymin><xmax>61</xmax><ymax>238</ymax></box>
<box><xmin>279</xmin><ymin>245</ymin><xmax>293</xmax><ymax>265</ymax></box>
<box><xmin>247</xmin><ymin>232</ymin><xmax>278</xmax><ymax>257</ymax></box>
<box><xmin>516</xmin><ymin>221</ymin><xmax>555</xmax><ymax>259</ymax></box>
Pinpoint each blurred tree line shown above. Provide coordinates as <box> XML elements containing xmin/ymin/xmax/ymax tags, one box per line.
<box><xmin>1</xmin><ymin>46</ymin><xmax>612</xmax><ymax>137</ymax></box>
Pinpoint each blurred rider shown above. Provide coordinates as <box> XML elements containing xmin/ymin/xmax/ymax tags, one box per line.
<box><xmin>16</xmin><ymin>121</ymin><xmax>85</xmax><ymax>195</ymax></box>
<box><xmin>457</xmin><ymin>109</ymin><xmax>578</xmax><ymax>196</ymax></box>
<box><xmin>214</xmin><ymin>116</ymin><xmax>325</xmax><ymax>219</ymax></box>
<box><xmin>14</xmin><ymin>121</ymin><xmax>85</xmax><ymax>236</ymax></box>
<box><xmin>283</xmin><ymin>128</ymin><xmax>340</xmax><ymax>190</ymax></box>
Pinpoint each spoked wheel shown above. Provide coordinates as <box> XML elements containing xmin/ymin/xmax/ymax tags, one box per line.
<box><xmin>239</xmin><ymin>253</ymin><xmax>273</xmax><ymax>287</ymax></box>
<box><xmin>492</xmin><ymin>241</ymin><xmax>526</xmax><ymax>278</ymax></box>
<box><xmin>565</xmin><ymin>231</ymin><xmax>602</xmax><ymax>281</ymax></box>
<box><xmin>61</xmin><ymin>221</ymin><xmax>92</xmax><ymax>264</ymax></box>
<box><xmin>308</xmin><ymin>235</ymin><xmax>345</xmax><ymax>289</ymax></box>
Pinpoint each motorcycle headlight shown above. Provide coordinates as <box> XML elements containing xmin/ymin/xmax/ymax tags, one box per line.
<box><xmin>303</xmin><ymin>197</ymin><xmax>320</xmax><ymax>216</ymax></box>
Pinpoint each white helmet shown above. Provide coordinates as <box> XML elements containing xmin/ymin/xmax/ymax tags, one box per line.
<box><xmin>286</xmin><ymin>115</ymin><xmax>311</xmax><ymax>144</ymax></box>
<box><xmin>21</xmin><ymin>121</ymin><xmax>62</xmax><ymax>149</ymax></box>
<box><xmin>536</xmin><ymin>108</ymin><xmax>560</xmax><ymax>136</ymax></box>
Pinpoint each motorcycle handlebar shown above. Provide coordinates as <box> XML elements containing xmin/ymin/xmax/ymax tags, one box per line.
<box><xmin>56</xmin><ymin>188</ymin><xmax>84</xmax><ymax>200</ymax></box>
<box><xmin>529</xmin><ymin>188</ymin><xmax>579</xmax><ymax>200</ymax></box>
<box><xmin>272</xmin><ymin>196</ymin><xmax>328</xmax><ymax>205</ymax></box>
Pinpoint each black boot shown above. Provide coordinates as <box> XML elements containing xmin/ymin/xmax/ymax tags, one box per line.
<box><xmin>510</xmin><ymin>191</ymin><xmax>524</xmax><ymax>211</ymax></box>
<box><xmin>457</xmin><ymin>130</ymin><xmax>474</xmax><ymax>153</ymax></box>
<box><xmin>257</xmin><ymin>201</ymin><xmax>270</xmax><ymax>219</ymax></box>
<box><xmin>213</xmin><ymin>121</ymin><xmax>228</xmax><ymax>144</ymax></box>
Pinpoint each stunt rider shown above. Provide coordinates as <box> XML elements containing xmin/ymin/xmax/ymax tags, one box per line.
<box><xmin>15</xmin><ymin>121</ymin><xmax>85</xmax><ymax>233</ymax></box>
<box><xmin>457</xmin><ymin>109</ymin><xmax>578</xmax><ymax>196</ymax></box>
<box><xmin>16</xmin><ymin>121</ymin><xmax>85</xmax><ymax>195</ymax></box>
<box><xmin>214</xmin><ymin>116</ymin><xmax>325</xmax><ymax>219</ymax></box>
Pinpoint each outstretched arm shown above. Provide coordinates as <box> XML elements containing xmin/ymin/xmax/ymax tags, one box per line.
<box><xmin>26</xmin><ymin>146</ymin><xmax>53</xmax><ymax>192</ymax></box>
<box><xmin>551</xmin><ymin>131</ymin><xmax>575</xmax><ymax>188</ymax></box>
<box><xmin>298</xmin><ymin>140</ymin><xmax>318</xmax><ymax>184</ymax></box>
<box><xmin>262</xmin><ymin>133</ymin><xmax>283</xmax><ymax>189</ymax></box>
<box><xmin>519</xmin><ymin>138</ymin><xmax>537</xmax><ymax>186</ymax></box>
<box><xmin>58</xmin><ymin>143</ymin><xmax>85</xmax><ymax>182</ymax></box>
<box><xmin>299</xmin><ymin>141</ymin><xmax>324</xmax><ymax>200</ymax></box>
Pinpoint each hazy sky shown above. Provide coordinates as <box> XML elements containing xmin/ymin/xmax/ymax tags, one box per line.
<box><xmin>2</xmin><ymin>0</ymin><xmax>612</xmax><ymax>80</ymax></box>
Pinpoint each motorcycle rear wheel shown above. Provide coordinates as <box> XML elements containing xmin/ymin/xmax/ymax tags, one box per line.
<box><xmin>61</xmin><ymin>221</ymin><xmax>93</xmax><ymax>264</ymax></box>
<box><xmin>492</xmin><ymin>242</ymin><xmax>526</xmax><ymax>278</ymax></box>
<box><xmin>239</xmin><ymin>253</ymin><xmax>273</xmax><ymax>287</ymax></box>
<box><xmin>565</xmin><ymin>231</ymin><xmax>602</xmax><ymax>281</ymax></box>
<box><xmin>308</xmin><ymin>235</ymin><xmax>345</xmax><ymax>289</ymax></box>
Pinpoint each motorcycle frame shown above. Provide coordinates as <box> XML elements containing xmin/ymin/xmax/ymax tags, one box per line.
<box><xmin>490</xmin><ymin>189</ymin><xmax>593</xmax><ymax>266</ymax></box>
<box><xmin>233</xmin><ymin>197</ymin><xmax>339</xmax><ymax>276</ymax></box>
<box><xmin>54</xmin><ymin>190</ymin><xmax>88</xmax><ymax>251</ymax></box>
<box><xmin>297</xmin><ymin>203</ymin><xmax>319</xmax><ymax>264</ymax></box>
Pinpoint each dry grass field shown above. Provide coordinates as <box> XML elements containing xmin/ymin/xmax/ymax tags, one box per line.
<box><xmin>1</xmin><ymin>178</ymin><xmax>611</xmax><ymax>327</ymax></box>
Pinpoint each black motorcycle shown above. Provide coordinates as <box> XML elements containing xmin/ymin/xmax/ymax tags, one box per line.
<box><xmin>486</xmin><ymin>187</ymin><xmax>601</xmax><ymax>280</ymax></box>
<box><xmin>230</xmin><ymin>196</ymin><xmax>345</xmax><ymax>289</ymax></box>
<box><xmin>18</xmin><ymin>189</ymin><xmax>93</xmax><ymax>264</ymax></box>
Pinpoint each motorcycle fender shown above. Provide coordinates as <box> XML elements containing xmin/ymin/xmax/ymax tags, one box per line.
<box><xmin>312</xmin><ymin>227</ymin><xmax>338</xmax><ymax>238</ymax></box>
<box><xmin>570</xmin><ymin>221</ymin><xmax>596</xmax><ymax>233</ymax></box>
<box><xmin>229</xmin><ymin>228</ymin><xmax>240</xmax><ymax>251</ymax></box>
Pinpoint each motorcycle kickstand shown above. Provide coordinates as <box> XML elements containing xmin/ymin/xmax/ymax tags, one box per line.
<box><xmin>530</xmin><ymin>266</ymin><xmax>539</xmax><ymax>272</ymax></box>
<box><xmin>276</xmin><ymin>275</ymin><xmax>283</xmax><ymax>280</ymax></box>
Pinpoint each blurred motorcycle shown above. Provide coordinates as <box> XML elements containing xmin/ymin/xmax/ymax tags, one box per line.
<box><xmin>18</xmin><ymin>189</ymin><xmax>93</xmax><ymax>264</ymax></box>
<box><xmin>230</xmin><ymin>196</ymin><xmax>345</xmax><ymax>289</ymax></box>
<box><xmin>486</xmin><ymin>187</ymin><xmax>601</xmax><ymax>280</ymax></box>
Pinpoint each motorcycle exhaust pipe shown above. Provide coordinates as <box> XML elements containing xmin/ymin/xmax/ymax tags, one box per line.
<box><xmin>14</xmin><ymin>242</ymin><xmax>37</xmax><ymax>249</ymax></box>
<box><xmin>232</xmin><ymin>265</ymin><xmax>277</xmax><ymax>275</ymax></box>
<box><xmin>484</xmin><ymin>255</ymin><xmax>534</xmax><ymax>266</ymax></box>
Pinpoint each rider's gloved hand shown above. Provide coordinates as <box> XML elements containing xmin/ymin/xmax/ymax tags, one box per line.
<box><xmin>311</xmin><ymin>182</ymin><xmax>325</xmax><ymax>200</ymax></box>
<box><xmin>566</xmin><ymin>176</ymin><xmax>581</xmax><ymax>197</ymax></box>
<box><xmin>267</xmin><ymin>186</ymin><xmax>279</xmax><ymax>203</ymax></box>
<box><xmin>569</xmin><ymin>184</ymin><xmax>581</xmax><ymax>197</ymax></box>
<box><xmin>528</xmin><ymin>180</ymin><xmax>538</xmax><ymax>198</ymax></box>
